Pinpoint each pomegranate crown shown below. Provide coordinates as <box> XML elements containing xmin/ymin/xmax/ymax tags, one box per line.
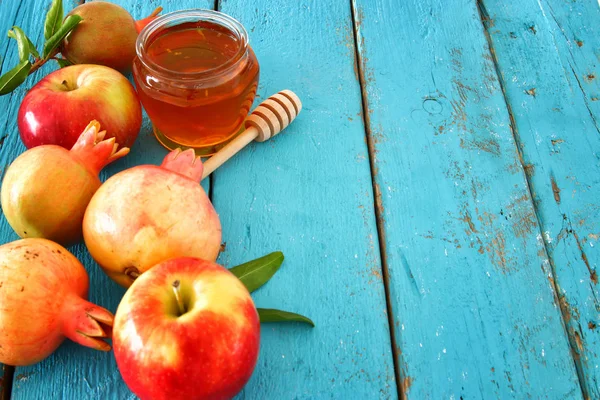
<box><xmin>70</xmin><ymin>120</ymin><xmax>130</xmax><ymax>175</ymax></box>
<box><xmin>160</xmin><ymin>148</ymin><xmax>204</xmax><ymax>182</ymax></box>
<box><xmin>62</xmin><ymin>294</ymin><xmax>114</xmax><ymax>352</ymax></box>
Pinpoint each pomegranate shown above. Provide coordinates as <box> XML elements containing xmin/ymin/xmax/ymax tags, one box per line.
<box><xmin>1</xmin><ymin>120</ymin><xmax>129</xmax><ymax>246</ymax></box>
<box><xmin>0</xmin><ymin>238</ymin><xmax>114</xmax><ymax>366</ymax></box>
<box><xmin>61</xmin><ymin>2</ymin><xmax>162</xmax><ymax>73</ymax></box>
<box><xmin>83</xmin><ymin>148</ymin><xmax>222</xmax><ymax>288</ymax></box>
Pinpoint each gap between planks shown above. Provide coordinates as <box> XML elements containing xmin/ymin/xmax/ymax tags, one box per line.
<box><xmin>475</xmin><ymin>1</ymin><xmax>589</xmax><ymax>399</ymax></box>
<box><xmin>0</xmin><ymin>364</ymin><xmax>14</xmax><ymax>400</ymax></box>
<box><xmin>349</xmin><ymin>1</ymin><xmax>404</xmax><ymax>399</ymax></box>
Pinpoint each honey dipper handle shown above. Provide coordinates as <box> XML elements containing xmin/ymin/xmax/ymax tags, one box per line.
<box><xmin>201</xmin><ymin>90</ymin><xmax>302</xmax><ymax>180</ymax></box>
<box><xmin>201</xmin><ymin>126</ymin><xmax>258</xmax><ymax>180</ymax></box>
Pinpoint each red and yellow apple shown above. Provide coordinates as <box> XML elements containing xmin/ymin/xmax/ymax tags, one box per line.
<box><xmin>18</xmin><ymin>64</ymin><xmax>142</xmax><ymax>149</ymax></box>
<box><xmin>113</xmin><ymin>257</ymin><xmax>260</xmax><ymax>400</ymax></box>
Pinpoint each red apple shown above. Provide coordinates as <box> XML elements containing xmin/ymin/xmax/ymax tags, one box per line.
<box><xmin>18</xmin><ymin>64</ymin><xmax>142</xmax><ymax>149</ymax></box>
<box><xmin>113</xmin><ymin>257</ymin><xmax>260</xmax><ymax>400</ymax></box>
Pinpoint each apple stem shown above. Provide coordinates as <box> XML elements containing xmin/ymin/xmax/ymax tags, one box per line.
<box><xmin>61</xmin><ymin>80</ymin><xmax>76</xmax><ymax>91</ymax></box>
<box><xmin>172</xmin><ymin>280</ymin><xmax>186</xmax><ymax>316</ymax></box>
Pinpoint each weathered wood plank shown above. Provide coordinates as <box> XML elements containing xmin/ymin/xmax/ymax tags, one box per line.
<box><xmin>352</xmin><ymin>0</ymin><xmax>583</xmax><ymax>398</ymax></box>
<box><xmin>479</xmin><ymin>0</ymin><xmax>600</xmax><ymax>397</ymax></box>
<box><xmin>0</xmin><ymin>0</ymin><xmax>23</xmax><ymax>391</ymax></box>
<box><xmin>211</xmin><ymin>0</ymin><xmax>397</xmax><ymax>397</ymax></box>
<box><xmin>0</xmin><ymin>1</ymin><xmax>80</xmax><ymax>397</ymax></box>
<box><xmin>5</xmin><ymin>1</ymin><xmax>212</xmax><ymax>399</ymax></box>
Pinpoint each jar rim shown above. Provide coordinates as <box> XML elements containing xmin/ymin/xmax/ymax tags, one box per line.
<box><xmin>136</xmin><ymin>9</ymin><xmax>249</xmax><ymax>80</ymax></box>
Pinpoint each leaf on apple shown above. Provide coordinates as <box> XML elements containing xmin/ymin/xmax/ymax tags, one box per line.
<box><xmin>8</xmin><ymin>27</ymin><xmax>31</xmax><ymax>63</ymax></box>
<box><xmin>257</xmin><ymin>308</ymin><xmax>315</xmax><ymax>327</ymax></box>
<box><xmin>229</xmin><ymin>251</ymin><xmax>284</xmax><ymax>293</ymax></box>
<box><xmin>44</xmin><ymin>0</ymin><xmax>64</xmax><ymax>40</ymax></box>
<box><xmin>0</xmin><ymin>60</ymin><xmax>32</xmax><ymax>96</ymax></box>
<box><xmin>43</xmin><ymin>15</ymin><xmax>82</xmax><ymax>59</ymax></box>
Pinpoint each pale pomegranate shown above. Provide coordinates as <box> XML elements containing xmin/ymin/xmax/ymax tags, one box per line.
<box><xmin>1</xmin><ymin>120</ymin><xmax>129</xmax><ymax>246</ymax></box>
<box><xmin>83</xmin><ymin>148</ymin><xmax>222</xmax><ymax>288</ymax></box>
<box><xmin>0</xmin><ymin>238</ymin><xmax>114</xmax><ymax>366</ymax></box>
<box><xmin>61</xmin><ymin>2</ymin><xmax>162</xmax><ymax>73</ymax></box>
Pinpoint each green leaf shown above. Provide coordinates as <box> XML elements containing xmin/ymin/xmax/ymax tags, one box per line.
<box><xmin>42</xmin><ymin>14</ymin><xmax>82</xmax><ymax>59</ymax></box>
<box><xmin>27</xmin><ymin>37</ymin><xmax>40</xmax><ymax>59</ymax></box>
<box><xmin>8</xmin><ymin>26</ymin><xmax>31</xmax><ymax>62</ymax></box>
<box><xmin>55</xmin><ymin>58</ymin><xmax>71</xmax><ymax>68</ymax></box>
<box><xmin>229</xmin><ymin>251</ymin><xmax>284</xmax><ymax>293</ymax></box>
<box><xmin>11</xmin><ymin>31</ymin><xmax>41</xmax><ymax>59</ymax></box>
<box><xmin>44</xmin><ymin>0</ymin><xmax>63</xmax><ymax>40</ymax></box>
<box><xmin>257</xmin><ymin>308</ymin><xmax>315</xmax><ymax>327</ymax></box>
<box><xmin>0</xmin><ymin>60</ymin><xmax>32</xmax><ymax>95</ymax></box>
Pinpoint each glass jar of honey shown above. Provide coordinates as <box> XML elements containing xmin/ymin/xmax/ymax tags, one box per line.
<box><xmin>133</xmin><ymin>10</ymin><xmax>259</xmax><ymax>155</ymax></box>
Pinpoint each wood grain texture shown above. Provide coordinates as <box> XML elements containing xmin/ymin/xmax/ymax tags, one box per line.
<box><xmin>6</xmin><ymin>0</ymin><xmax>397</xmax><ymax>399</ymax></box>
<box><xmin>479</xmin><ymin>0</ymin><xmax>600</xmax><ymax>397</ymax></box>
<box><xmin>0</xmin><ymin>0</ymin><xmax>81</xmax><ymax>396</ymax></box>
<box><xmin>212</xmin><ymin>0</ymin><xmax>397</xmax><ymax>397</ymax></box>
<box><xmin>352</xmin><ymin>0</ymin><xmax>583</xmax><ymax>398</ymax></box>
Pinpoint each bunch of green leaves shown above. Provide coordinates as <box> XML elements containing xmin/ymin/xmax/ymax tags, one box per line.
<box><xmin>230</xmin><ymin>251</ymin><xmax>315</xmax><ymax>327</ymax></box>
<box><xmin>0</xmin><ymin>0</ymin><xmax>81</xmax><ymax>96</ymax></box>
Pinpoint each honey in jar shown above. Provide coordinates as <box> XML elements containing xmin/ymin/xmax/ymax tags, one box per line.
<box><xmin>133</xmin><ymin>10</ymin><xmax>259</xmax><ymax>155</ymax></box>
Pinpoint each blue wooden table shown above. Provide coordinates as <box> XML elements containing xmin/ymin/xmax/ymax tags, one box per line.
<box><xmin>1</xmin><ymin>0</ymin><xmax>599</xmax><ymax>399</ymax></box>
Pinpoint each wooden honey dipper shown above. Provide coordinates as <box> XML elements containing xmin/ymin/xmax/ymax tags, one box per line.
<box><xmin>201</xmin><ymin>90</ymin><xmax>302</xmax><ymax>179</ymax></box>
